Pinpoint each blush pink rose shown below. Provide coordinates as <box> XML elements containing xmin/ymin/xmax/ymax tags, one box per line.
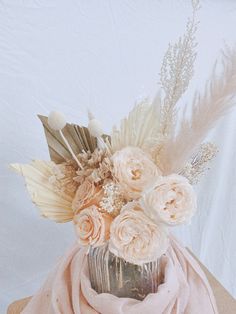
<box><xmin>73</xmin><ymin>205</ymin><xmax>113</xmax><ymax>247</ymax></box>
<box><xmin>72</xmin><ymin>180</ymin><xmax>103</xmax><ymax>214</ymax></box>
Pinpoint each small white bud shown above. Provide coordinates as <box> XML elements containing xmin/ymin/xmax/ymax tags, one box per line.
<box><xmin>87</xmin><ymin>109</ymin><xmax>95</xmax><ymax>121</ymax></box>
<box><xmin>48</xmin><ymin>111</ymin><xmax>67</xmax><ymax>131</ymax></box>
<box><xmin>88</xmin><ymin>119</ymin><xmax>103</xmax><ymax>137</ymax></box>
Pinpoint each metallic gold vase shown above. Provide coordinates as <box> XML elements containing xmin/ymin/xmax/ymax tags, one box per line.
<box><xmin>88</xmin><ymin>244</ymin><xmax>162</xmax><ymax>301</ymax></box>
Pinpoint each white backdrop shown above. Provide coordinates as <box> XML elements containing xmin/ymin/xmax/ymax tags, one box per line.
<box><xmin>1</xmin><ymin>0</ymin><xmax>236</xmax><ymax>312</ymax></box>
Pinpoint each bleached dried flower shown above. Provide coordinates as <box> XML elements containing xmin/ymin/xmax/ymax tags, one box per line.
<box><xmin>99</xmin><ymin>182</ymin><xmax>126</xmax><ymax>216</ymax></box>
<box><xmin>48</xmin><ymin>161</ymin><xmax>79</xmax><ymax>198</ymax></box>
<box><xmin>180</xmin><ymin>142</ymin><xmax>218</xmax><ymax>184</ymax></box>
<box><xmin>75</xmin><ymin>148</ymin><xmax>113</xmax><ymax>185</ymax></box>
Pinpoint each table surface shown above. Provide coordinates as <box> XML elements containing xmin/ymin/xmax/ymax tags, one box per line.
<box><xmin>7</xmin><ymin>250</ymin><xmax>236</xmax><ymax>314</ymax></box>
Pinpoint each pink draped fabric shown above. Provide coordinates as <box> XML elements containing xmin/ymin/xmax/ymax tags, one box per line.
<box><xmin>22</xmin><ymin>237</ymin><xmax>218</xmax><ymax>314</ymax></box>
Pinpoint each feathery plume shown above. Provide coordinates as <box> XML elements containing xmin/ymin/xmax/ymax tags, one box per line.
<box><xmin>160</xmin><ymin>48</ymin><xmax>236</xmax><ymax>174</ymax></box>
<box><xmin>180</xmin><ymin>142</ymin><xmax>218</xmax><ymax>184</ymax></box>
<box><xmin>159</xmin><ymin>0</ymin><xmax>200</xmax><ymax>136</ymax></box>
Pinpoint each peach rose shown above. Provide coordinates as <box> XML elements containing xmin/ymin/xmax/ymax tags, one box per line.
<box><xmin>109</xmin><ymin>203</ymin><xmax>169</xmax><ymax>265</ymax></box>
<box><xmin>112</xmin><ymin>147</ymin><xmax>161</xmax><ymax>199</ymax></box>
<box><xmin>141</xmin><ymin>174</ymin><xmax>197</xmax><ymax>226</ymax></box>
<box><xmin>74</xmin><ymin>205</ymin><xmax>113</xmax><ymax>247</ymax></box>
<box><xmin>72</xmin><ymin>180</ymin><xmax>103</xmax><ymax>214</ymax></box>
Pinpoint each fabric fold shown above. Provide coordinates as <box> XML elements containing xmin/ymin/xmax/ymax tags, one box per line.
<box><xmin>22</xmin><ymin>237</ymin><xmax>218</xmax><ymax>314</ymax></box>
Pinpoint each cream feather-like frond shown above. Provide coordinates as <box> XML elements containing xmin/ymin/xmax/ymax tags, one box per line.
<box><xmin>159</xmin><ymin>0</ymin><xmax>199</xmax><ymax>136</ymax></box>
<box><xmin>160</xmin><ymin>48</ymin><xmax>236</xmax><ymax>174</ymax></box>
<box><xmin>179</xmin><ymin>142</ymin><xmax>218</xmax><ymax>184</ymax></box>
<box><xmin>110</xmin><ymin>95</ymin><xmax>163</xmax><ymax>153</ymax></box>
<box><xmin>10</xmin><ymin>161</ymin><xmax>74</xmax><ymax>223</ymax></box>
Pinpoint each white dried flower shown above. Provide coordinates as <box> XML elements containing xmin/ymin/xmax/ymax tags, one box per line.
<box><xmin>99</xmin><ymin>182</ymin><xmax>126</xmax><ymax>216</ymax></box>
<box><xmin>180</xmin><ymin>142</ymin><xmax>218</xmax><ymax>184</ymax></box>
<box><xmin>88</xmin><ymin>118</ymin><xmax>103</xmax><ymax>138</ymax></box>
<box><xmin>48</xmin><ymin>111</ymin><xmax>67</xmax><ymax>131</ymax></box>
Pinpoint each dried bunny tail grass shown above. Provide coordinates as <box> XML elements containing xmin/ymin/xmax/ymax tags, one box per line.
<box><xmin>10</xmin><ymin>161</ymin><xmax>75</xmax><ymax>223</ymax></box>
<box><xmin>159</xmin><ymin>0</ymin><xmax>200</xmax><ymax>137</ymax></box>
<box><xmin>180</xmin><ymin>142</ymin><xmax>218</xmax><ymax>184</ymax></box>
<box><xmin>110</xmin><ymin>94</ymin><xmax>162</xmax><ymax>154</ymax></box>
<box><xmin>160</xmin><ymin>48</ymin><xmax>236</xmax><ymax>174</ymax></box>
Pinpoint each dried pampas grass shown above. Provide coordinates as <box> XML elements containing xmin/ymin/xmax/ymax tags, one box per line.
<box><xmin>159</xmin><ymin>0</ymin><xmax>199</xmax><ymax>137</ymax></box>
<box><xmin>160</xmin><ymin>48</ymin><xmax>236</xmax><ymax>174</ymax></box>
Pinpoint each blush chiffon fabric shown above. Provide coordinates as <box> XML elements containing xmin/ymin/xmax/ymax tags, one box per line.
<box><xmin>22</xmin><ymin>237</ymin><xmax>218</xmax><ymax>314</ymax></box>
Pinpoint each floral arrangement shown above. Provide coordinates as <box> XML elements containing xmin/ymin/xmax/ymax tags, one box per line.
<box><xmin>11</xmin><ymin>0</ymin><xmax>236</xmax><ymax>266</ymax></box>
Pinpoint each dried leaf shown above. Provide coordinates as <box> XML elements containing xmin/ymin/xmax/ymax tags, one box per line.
<box><xmin>38</xmin><ymin>115</ymin><xmax>98</xmax><ymax>164</ymax></box>
<box><xmin>10</xmin><ymin>161</ymin><xmax>74</xmax><ymax>223</ymax></box>
<box><xmin>109</xmin><ymin>95</ymin><xmax>163</xmax><ymax>153</ymax></box>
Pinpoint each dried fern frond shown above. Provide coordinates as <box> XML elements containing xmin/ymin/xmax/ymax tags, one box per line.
<box><xmin>160</xmin><ymin>48</ymin><xmax>236</xmax><ymax>174</ymax></box>
<box><xmin>180</xmin><ymin>142</ymin><xmax>218</xmax><ymax>184</ymax></box>
<box><xmin>109</xmin><ymin>95</ymin><xmax>163</xmax><ymax>153</ymax></box>
<box><xmin>159</xmin><ymin>0</ymin><xmax>200</xmax><ymax>136</ymax></box>
<box><xmin>10</xmin><ymin>161</ymin><xmax>75</xmax><ymax>223</ymax></box>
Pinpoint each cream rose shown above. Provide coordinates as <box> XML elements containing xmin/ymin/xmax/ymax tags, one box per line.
<box><xmin>72</xmin><ymin>180</ymin><xmax>103</xmax><ymax>214</ymax></box>
<box><xmin>112</xmin><ymin>147</ymin><xmax>161</xmax><ymax>199</ymax></box>
<box><xmin>74</xmin><ymin>205</ymin><xmax>113</xmax><ymax>247</ymax></box>
<box><xmin>109</xmin><ymin>203</ymin><xmax>169</xmax><ymax>265</ymax></box>
<box><xmin>141</xmin><ymin>174</ymin><xmax>197</xmax><ymax>226</ymax></box>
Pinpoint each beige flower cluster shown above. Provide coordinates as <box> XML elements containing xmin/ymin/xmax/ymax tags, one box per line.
<box><xmin>72</xmin><ymin>146</ymin><xmax>197</xmax><ymax>265</ymax></box>
<box><xmin>48</xmin><ymin>161</ymin><xmax>79</xmax><ymax>198</ymax></box>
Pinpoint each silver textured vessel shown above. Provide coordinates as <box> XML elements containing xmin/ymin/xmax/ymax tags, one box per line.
<box><xmin>88</xmin><ymin>244</ymin><xmax>162</xmax><ymax>301</ymax></box>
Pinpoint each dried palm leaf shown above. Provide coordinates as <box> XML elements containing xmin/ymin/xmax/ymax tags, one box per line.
<box><xmin>160</xmin><ymin>48</ymin><xmax>236</xmax><ymax>174</ymax></box>
<box><xmin>109</xmin><ymin>95</ymin><xmax>163</xmax><ymax>154</ymax></box>
<box><xmin>38</xmin><ymin>115</ymin><xmax>98</xmax><ymax>164</ymax></box>
<box><xmin>10</xmin><ymin>160</ymin><xmax>74</xmax><ymax>223</ymax></box>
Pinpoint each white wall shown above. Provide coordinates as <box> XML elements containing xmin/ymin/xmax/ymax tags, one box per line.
<box><xmin>1</xmin><ymin>0</ymin><xmax>236</xmax><ymax>312</ymax></box>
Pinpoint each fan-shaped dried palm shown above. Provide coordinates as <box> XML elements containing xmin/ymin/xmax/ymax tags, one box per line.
<box><xmin>38</xmin><ymin>115</ymin><xmax>98</xmax><ymax>164</ymax></box>
<box><xmin>110</xmin><ymin>95</ymin><xmax>163</xmax><ymax>154</ymax></box>
<box><xmin>11</xmin><ymin>160</ymin><xmax>74</xmax><ymax>223</ymax></box>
